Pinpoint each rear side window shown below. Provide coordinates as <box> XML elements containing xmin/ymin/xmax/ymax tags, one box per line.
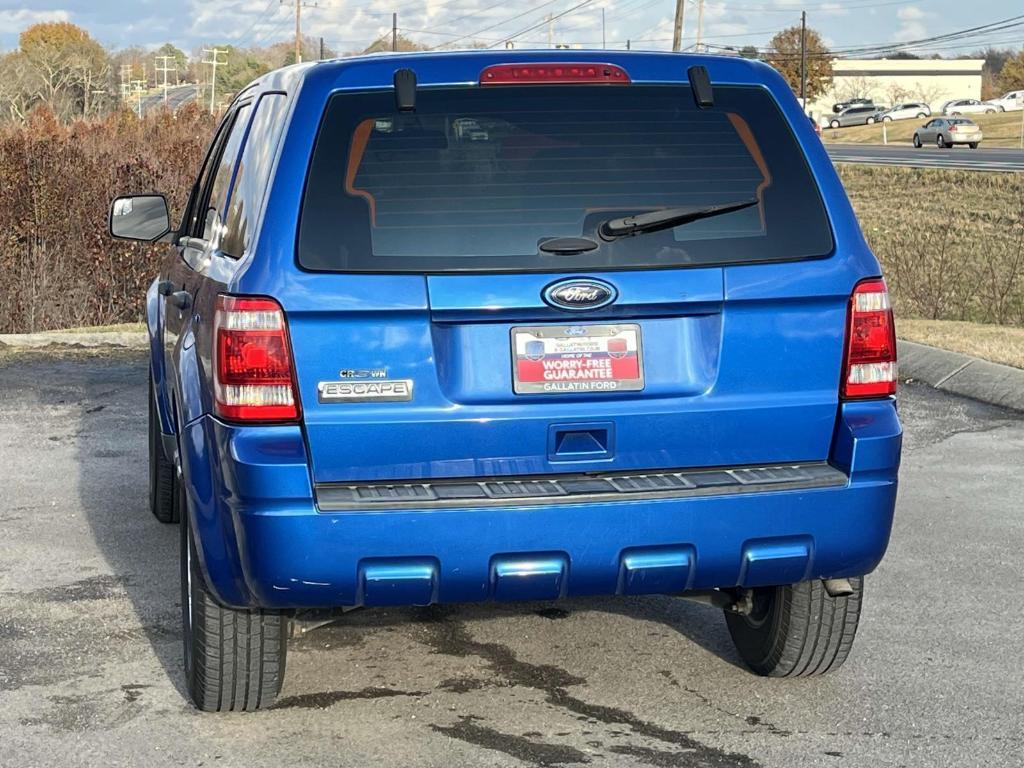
<box><xmin>221</xmin><ymin>93</ymin><xmax>289</xmax><ymax>258</ymax></box>
<box><xmin>198</xmin><ymin>104</ymin><xmax>251</xmax><ymax>242</ymax></box>
<box><xmin>298</xmin><ymin>84</ymin><xmax>833</xmax><ymax>273</ymax></box>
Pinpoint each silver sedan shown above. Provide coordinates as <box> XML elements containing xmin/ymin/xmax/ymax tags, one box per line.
<box><xmin>912</xmin><ymin>117</ymin><xmax>983</xmax><ymax>149</ymax></box>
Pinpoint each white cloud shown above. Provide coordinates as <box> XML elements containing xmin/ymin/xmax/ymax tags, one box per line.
<box><xmin>820</xmin><ymin>3</ymin><xmax>849</xmax><ymax>16</ymax></box>
<box><xmin>893</xmin><ymin>5</ymin><xmax>927</xmax><ymax>41</ymax></box>
<box><xmin>0</xmin><ymin>9</ymin><xmax>71</xmax><ymax>35</ymax></box>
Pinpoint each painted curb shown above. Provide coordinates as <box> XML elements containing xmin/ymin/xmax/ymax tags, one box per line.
<box><xmin>0</xmin><ymin>331</ymin><xmax>148</xmax><ymax>350</ymax></box>
<box><xmin>898</xmin><ymin>339</ymin><xmax>1024</xmax><ymax>412</ymax></box>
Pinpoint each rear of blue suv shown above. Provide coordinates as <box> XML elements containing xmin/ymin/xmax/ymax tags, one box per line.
<box><xmin>110</xmin><ymin>51</ymin><xmax>901</xmax><ymax>712</ymax></box>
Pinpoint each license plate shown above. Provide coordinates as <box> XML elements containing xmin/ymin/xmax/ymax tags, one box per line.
<box><xmin>511</xmin><ymin>324</ymin><xmax>644</xmax><ymax>394</ymax></box>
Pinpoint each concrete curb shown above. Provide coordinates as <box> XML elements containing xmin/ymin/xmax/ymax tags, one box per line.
<box><xmin>898</xmin><ymin>339</ymin><xmax>1024</xmax><ymax>412</ymax></box>
<box><xmin>0</xmin><ymin>330</ymin><xmax>148</xmax><ymax>351</ymax></box>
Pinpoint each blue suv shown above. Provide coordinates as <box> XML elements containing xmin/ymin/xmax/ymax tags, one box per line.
<box><xmin>110</xmin><ymin>51</ymin><xmax>901</xmax><ymax>711</ymax></box>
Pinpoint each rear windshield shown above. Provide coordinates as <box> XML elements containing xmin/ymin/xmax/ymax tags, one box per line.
<box><xmin>298</xmin><ymin>84</ymin><xmax>833</xmax><ymax>273</ymax></box>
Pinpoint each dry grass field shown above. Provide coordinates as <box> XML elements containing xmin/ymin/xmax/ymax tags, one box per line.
<box><xmin>899</xmin><ymin>318</ymin><xmax>1024</xmax><ymax>368</ymax></box>
<box><xmin>837</xmin><ymin>165</ymin><xmax>1024</xmax><ymax>330</ymax></box>
<box><xmin>825</xmin><ymin>110</ymin><xmax>1024</xmax><ymax>148</ymax></box>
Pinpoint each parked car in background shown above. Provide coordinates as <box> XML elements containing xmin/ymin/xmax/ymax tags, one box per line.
<box><xmin>109</xmin><ymin>50</ymin><xmax>901</xmax><ymax>712</ymax></box>
<box><xmin>876</xmin><ymin>102</ymin><xmax>931</xmax><ymax>122</ymax></box>
<box><xmin>832</xmin><ymin>97</ymin><xmax>873</xmax><ymax>113</ymax></box>
<box><xmin>913</xmin><ymin>117</ymin><xmax>982</xmax><ymax>148</ymax></box>
<box><xmin>827</xmin><ymin>104</ymin><xmax>882</xmax><ymax>128</ymax></box>
<box><xmin>942</xmin><ymin>98</ymin><xmax>997</xmax><ymax>115</ymax></box>
<box><xmin>985</xmin><ymin>90</ymin><xmax>1024</xmax><ymax>112</ymax></box>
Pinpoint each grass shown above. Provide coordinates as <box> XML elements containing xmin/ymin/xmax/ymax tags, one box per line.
<box><xmin>837</xmin><ymin>164</ymin><xmax>1024</xmax><ymax>330</ymax></box>
<box><xmin>899</xmin><ymin>318</ymin><xmax>1024</xmax><ymax>369</ymax></box>
<box><xmin>837</xmin><ymin>163</ymin><xmax>1024</xmax><ymax>372</ymax></box>
<box><xmin>824</xmin><ymin>110</ymin><xmax>1024</xmax><ymax>148</ymax></box>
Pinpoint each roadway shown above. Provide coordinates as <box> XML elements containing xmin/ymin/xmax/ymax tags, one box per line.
<box><xmin>138</xmin><ymin>84</ymin><xmax>198</xmax><ymax>116</ymax></box>
<box><xmin>1</xmin><ymin>352</ymin><xmax>1022</xmax><ymax>767</ymax></box>
<box><xmin>827</xmin><ymin>142</ymin><xmax>1024</xmax><ymax>172</ymax></box>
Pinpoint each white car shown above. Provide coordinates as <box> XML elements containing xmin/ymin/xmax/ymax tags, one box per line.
<box><xmin>985</xmin><ymin>91</ymin><xmax>1024</xmax><ymax>112</ymax></box>
<box><xmin>942</xmin><ymin>98</ymin><xmax>999</xmax><ymax>116</ymax></box>
<box><xmin>877</xmin><ymin>102</ymin><xmax>931</xmax><ymax>122</ymax></box>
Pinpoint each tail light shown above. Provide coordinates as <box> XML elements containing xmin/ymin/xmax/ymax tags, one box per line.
<box><xmin>214</xmin><ymin>295</ymin><xmax>300</xmax><ymax>422</ymax></box>
<box><xmin>480</xmin><ymin>63</ymin><xmax>630</xmax><ymax>85</ymax></box>
<box><xmin>842</xmin><ymin>279</ymin><xmax>897</xmax><ymax>399</ymax></box>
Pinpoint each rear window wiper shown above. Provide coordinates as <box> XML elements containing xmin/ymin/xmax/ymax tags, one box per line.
<box><xmin>599</xmin><ymin>198</ymin><xmax>759</xmax><ymax>241</ymax></box>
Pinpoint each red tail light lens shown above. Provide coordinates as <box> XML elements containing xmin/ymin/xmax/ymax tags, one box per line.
<box><xmin>842</xmin><ymin>279</ymin><xmax>897</xmax><ymax>399</ymax></box>
<box><xmin>214</xmin><ymin>295</ymin><xmax>300</xmax><ymax>422</ymax></box>
<box><xmin>480</xmin><ymin>63</ymin><xmax>630</xmax><ymax>85</ymax></box>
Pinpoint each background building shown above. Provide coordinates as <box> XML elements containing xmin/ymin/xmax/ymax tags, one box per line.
<box><xmin>810</xmin><ymin>58</ymin><xmax>985</xmax><ymax>113</ymax></box>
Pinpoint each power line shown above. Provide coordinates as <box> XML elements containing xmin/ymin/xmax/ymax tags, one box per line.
<box><xmin>428</xmin><ymin>0</ymin><xmax>569</xmax><ymax>49</ymax></box>
<box><xmin>488</xmin><ymin>0</ymin><xmax>597</xmax><ymax>48</ymax></box>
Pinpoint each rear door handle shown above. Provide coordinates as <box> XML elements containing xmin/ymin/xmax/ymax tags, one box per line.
<box><xmin>170</xmin><ymin>290</ymin><xmax>192</xmax><ymax>310</ymax></box>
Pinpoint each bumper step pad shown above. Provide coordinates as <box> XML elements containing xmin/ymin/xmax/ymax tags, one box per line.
<box><xmin>316</xmin><ymin>462</ymin><xmax>846</xmax><ymax>511</ymax></box>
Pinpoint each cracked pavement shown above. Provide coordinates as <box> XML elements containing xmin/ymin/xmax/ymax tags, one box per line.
<box><xmin>0</xmin><ymin>353</ymin><xmax>1022</xmax><ymax>767</ymax></box>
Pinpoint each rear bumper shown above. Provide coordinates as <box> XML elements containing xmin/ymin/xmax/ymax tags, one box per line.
<box><xmin>181</xmin><ymin>400</ymin><xmax>901</xmax><ymax>609</ymax></box>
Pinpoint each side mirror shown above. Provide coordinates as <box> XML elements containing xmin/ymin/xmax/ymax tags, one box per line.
<box><xmin>109</xmin><ymin>194</ymin><xmax>172</xmax><ymax>242</ymax></box>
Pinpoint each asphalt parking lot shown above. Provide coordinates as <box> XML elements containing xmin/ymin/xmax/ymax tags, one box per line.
<box><xmin>1</xmin><ymin>353</ymin><xmax>1022</xmax><ymax>768</ymax></box>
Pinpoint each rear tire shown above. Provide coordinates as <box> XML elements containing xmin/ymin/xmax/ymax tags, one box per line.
<box><xmin>866</xmin><ymin>117</ymin><xmax>875</xmax><ymax>125</ymax></box>
<box><xmin>916</xmin><ymin>112</ymin><xmax>927</xmax><ymax>119</ymax></box>
<box><xmin>912</xmin><ymin>134</ymin><xmax>922</xmax><ymax>148</ymax></box>
<box><xmin>180</xmin><ymin>481</ymin><xmax>289</xmax><ymax>711</ymax></box>
<box><xmin>725</xmin><ymin>578</ymin><xmax>863</xmax><ymax>677</ymax></box>
<box><xmin>969</xmin><ymin>142</ymin><xmax>978</xmax><ymax>149</ymax></box>
<box><xmin>148</xmin><ymin>374</ymin><xmax>178</xmax><ymax>524</ymax></box>
<box><xmin>937</xmin><ymin>134</ymin><xmax>947</xmax><ymax>148</ymax></box>
<box><xmin>882</xmin><ymin>116</ymin><xmax>892</xmax><ymax>122</ymax></box>
<box><xmin>829</xmin><ymin>119</ymin><xmax>840</xmax><ymax>129</ymax></box>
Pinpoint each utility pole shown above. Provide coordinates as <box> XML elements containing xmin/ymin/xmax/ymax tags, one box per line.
<box><xmin>695</xmin><ymin>0</ymin><xmax>705</xmax><ymax>52</ymax></box>
<box><xmin>202</xmin><ymin>47</ymin><xmax>228</xmax><ymax>115</ymax></box>
<box><xmin>602</xmin><ymin>8</ymin><xmax>606</xmax><ymax>49</ymax></box>
<box><xmin>119</xmin><ymin>64</ymin><xmax>132</xmax><ymax>102</ymax></box>
<box><xmin>672</xmin><ymin>0</ymin><xmax>686</xmax><ymax>52</ymax></box>
<box><xmin>131</xmin><ymin>79</ymin><xmax>145</xmax><ymax>118</ymax></box>
<box><xmin>626</xmin><ymin>38</ymin><xmax>631</xmax><ymax>50</ymax></box>
<box><xmin>800</xmin><ymin>10</ymin><xmax>808</xmax><ymax>110</ymax></box>
<box><xmin>319</xmin><ymin>36</ymin><xmax>325</xmax><ymax>60</ymax></box>
<box><xmin>281</xmin><ymin>0</ymin><xmax>317</xmax><ymax>64</ymax></box>
<box><xmin>392</xmin><ymin>12</ymin><xmax>398</xmax><ymax>51</ymax></box>
<box><xmin>155</xmin><ymin>55</ymin><xmax>176</xmax><ymax>104</ymax></box>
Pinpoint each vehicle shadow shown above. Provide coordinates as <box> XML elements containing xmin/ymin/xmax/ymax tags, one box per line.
<box><xmin>298</xmin><ymin>593</ymin><xmax>747</xmax><ymax>674</ymax></box>
<box><xmin>67</xmin><ymin>352</ymin><xmax>186</xmax><ymax>697</ymax></box>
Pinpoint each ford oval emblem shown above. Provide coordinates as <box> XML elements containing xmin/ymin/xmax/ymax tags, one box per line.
<box><xmin>542</xmin><ymin>279</ymin><xmax>617</xmax><ymax>311</ymax></box>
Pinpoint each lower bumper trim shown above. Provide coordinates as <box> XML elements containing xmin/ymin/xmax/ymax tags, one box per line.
<box><xmin>315</xmin><ymin>462</ymin><xmax>846</xmax><ymax>511</ymax></box>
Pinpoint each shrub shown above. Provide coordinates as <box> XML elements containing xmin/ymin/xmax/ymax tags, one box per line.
<box><xmin>838</xmin><ymin>165</ymin><xmax>1024</xmax><ymax>326</ymax></box>
<box><xmin>0</xmin><ymin>104</ymin><xmax>215</xmax><ymax>333</ymax></box>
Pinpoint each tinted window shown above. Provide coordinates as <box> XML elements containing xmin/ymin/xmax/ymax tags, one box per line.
<box><xmin>199</xmin><ymin>104</ymin><xmax>251</xmax><ymax>242</ymax></box>
<box><xmin>299</xmin><ymin>85</ymin><xmax>833</xmax><ymax>273</ymax></box>
<box><xmin>182</xmin><ymin>117</ymin><xmax>234</xmax><ymax>236</ymax></box>
<box><xmin>221</xmin><ymin>93</ymin><xmax>289</xmax><ymax>258</ymax></box>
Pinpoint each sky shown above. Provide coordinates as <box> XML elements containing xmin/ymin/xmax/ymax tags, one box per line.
<box><xmin>0</xmin><ymin>0</ymin><xmax>1021</xmax><ymax>58</ymax></box>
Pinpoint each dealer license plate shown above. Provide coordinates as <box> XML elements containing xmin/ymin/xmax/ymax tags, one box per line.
<box><xmin>511</xmin><ymin>324</ymin><xmax>644</xmax><ymax>395</ymax></box>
